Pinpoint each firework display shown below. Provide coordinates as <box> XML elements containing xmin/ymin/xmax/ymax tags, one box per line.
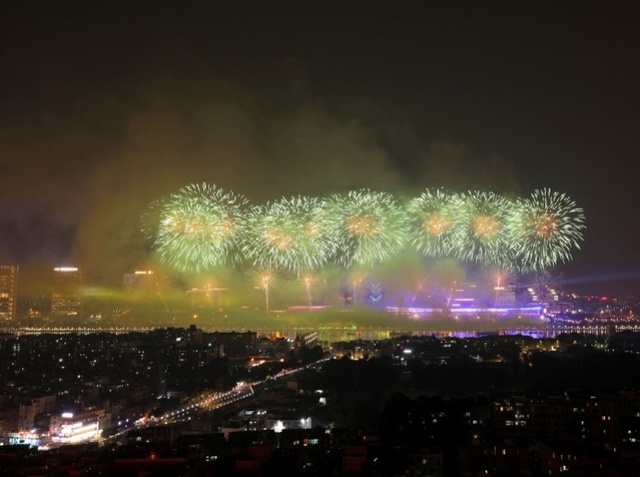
<box><xmin>406</xmin><ymin>189</ymin><xmax>459</xmax><ymax>258</ymax></box>
<box><xmin>241</xmin><ymin>196</ymin><xmax>336</xmax><ymax>275</ymax></box>
<box><xmin>140</xmin><ymin>197</ymin><xmax>166</xmax><ymax>241</ymax></box>
<box><xmin>451</xmin><ymin>191</ymin><xmax>512</xmax><ymax>267</ymax></box>
<box><xmin>153</xmin><ymin>183</ymin><xmax>248</xmax><ymax>273</ymax></box>
<box><xmin>144</xmin><ymin>184</ymin><xmax>585</xmax><ymax>274</ymax></box>
<box><xmin>508</xmin><ymin>188</ymin><xmax>586</xmax><ymax>272</ymax></box>
<box><xmin>320</xmin><ymin>190</ymin><xmax>409</xmax><ymax>268</ymax></box>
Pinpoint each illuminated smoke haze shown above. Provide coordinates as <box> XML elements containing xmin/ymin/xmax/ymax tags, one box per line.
<box><xmin>1</xmin><ymin>2</ymin><xmax>639</xmax><ymax>296</ymax></box>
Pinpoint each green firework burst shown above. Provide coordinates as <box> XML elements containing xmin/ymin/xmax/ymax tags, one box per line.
<box><xmin>451</xmin><ymin>191</ymin><xmax>512</xmax><ymax>266</ymax></box>
<box><xmin>509</xmin><ymin>188</ymin><xmax>585</xmax><ymax>272</ymax></box>
<box><xmin>321</xmin><ymin>189</ymin><xmax>408</xmax><ymax>268</ymax></box>
<box><xmin>406</xmin><ymin>188</ymin><xmax>459</xmax><ymax>258</ymax></box>
<box><xmin>241</xmin><ymin>196</ymin><xmax>337</xmax><ymax>275</ymax></box>
<box><xmin>154</xmin><ymin>183</ymin><xmax>248</xmax><ymax>273</ymax></box>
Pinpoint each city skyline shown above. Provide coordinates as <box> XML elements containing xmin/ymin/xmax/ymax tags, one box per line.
<box><xmin>1</xmin><ymin>1</ymin><xmax>639</xmax><ymax>295</ymax></box>
<box><xmin>2</xmin><ymin>260</ymin><xmax>634</xmax><ymax>328</ymax></box>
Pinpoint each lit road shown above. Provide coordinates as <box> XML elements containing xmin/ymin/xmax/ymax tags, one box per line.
<box><xmin>136</xmin><ymin>357</ymin><xmax>330</xmax><ymax>428</ymax></box>
<box><xmin>143</xmin><ymin>385</ymin><xmax>255</xmax><ymax>426</ymax></box>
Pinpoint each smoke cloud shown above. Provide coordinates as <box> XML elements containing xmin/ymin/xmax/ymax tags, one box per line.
<box><xmin>0</xmin><ymin>51</ymin><xmax>521</xmax><ymax>290</ymax></box>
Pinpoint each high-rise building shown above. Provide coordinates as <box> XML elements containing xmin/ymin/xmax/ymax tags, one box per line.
<box><xmin>51</xmin><ymin>267</ymin><xmax>82</xmax><ymax>316</ymax></box>
<box><xmin>123</xmin><ymin>270</ymin><xmax>156</xmax><ymax>295</ymax></box>
<box><xmin>0</xmin><ymin>264</ymin><xmax>18</xmax><ymax>321</ymax></box>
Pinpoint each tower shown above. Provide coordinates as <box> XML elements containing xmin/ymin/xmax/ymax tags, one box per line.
<box><xmin>51</xmin><ymin>267</ymin><xmax>82</xmax><ymax>317</ymax></box>
<box><xmin>0</xmin><ymin>265</ymin><xmax>18</xmax><ymax>321</ymax></box>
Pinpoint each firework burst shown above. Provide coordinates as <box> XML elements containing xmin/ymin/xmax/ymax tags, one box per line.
<box><xmin>241</xmin><ymin>196</ymin><xmax>336</xmax><ymax>275</ymax></box>
<box><xmin>145</xmin><ymin>184</ymin><xmax>586</xmax><ymax>277</ymax></box>
<box><xmin>509</xmin><ymin>188</ymin><xmax>585</xmax><ymax>271</ymax></box>
<box><xmin>140</xmin><ymin>197</ymin><xmax>166</xmax><ymax>241</ymax></box>
<box><xmin>451</xmin><ymin>191</ymin><xmax>512</xmax><ymax>266</ymax></box>
<box><xmin>406</xmin><ymin>188</ymin><xmax>459</xmax><ymax>257</ymax></box>
<box><xmin>321</xmin><ymin>189</ymin><xmax>408</xmax><ymax>268</ymax></box>
<box><xmin>153</xmin><ymin>183</ymin><xmax>248</xmax><ymax>273</ymax></box>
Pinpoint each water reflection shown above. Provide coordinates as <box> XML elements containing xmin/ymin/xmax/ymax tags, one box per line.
<box><xmin>256</xmin><ymin>323</ymin><xmax>640</xmax><ymax>343</ymax></box>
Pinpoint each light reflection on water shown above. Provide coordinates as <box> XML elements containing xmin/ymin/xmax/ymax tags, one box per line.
<box><xmin>269</xmin><ymin>329</ymin><xmax>537</xmax><ymax>342</ymax></box>
<box><xmin>256</xmin><ymin>324</ymin><xmax>636</xmax><ymax>342</ymax></box>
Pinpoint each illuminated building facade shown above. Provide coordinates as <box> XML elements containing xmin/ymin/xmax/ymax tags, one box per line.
<box><xmin>387</xmin><ymin>280</ymin><xmax>543</xmax><ymax>318</ymax></box>
<box><xmin>50</xmin><ymin>408</ymin><xmax>109</xmax><ymax>443</ymax></box>
<box><xmin>51</xmin><ymin>267</ymin><xmax>82</xmax><ymax>316</ymax></box>
<box><xmin>123</xmin><ymin>270</ymin><xmax>156</xmax><ymax>294</ymax></box>
<box><xmin>523</xmin><ymin>284</ymin><xmax>559</xmax><ymax>306</ymax></box>
<box><xmin>0</xmin><ymin>264</ymin><xmax>18</xmax><ymax>322</ymax></box>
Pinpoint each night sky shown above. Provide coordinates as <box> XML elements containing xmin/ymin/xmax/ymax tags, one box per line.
<box><xmin>1</xmin><ymin>1</ymin><xmax>639</xmax><ymax>295</ymax></box>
